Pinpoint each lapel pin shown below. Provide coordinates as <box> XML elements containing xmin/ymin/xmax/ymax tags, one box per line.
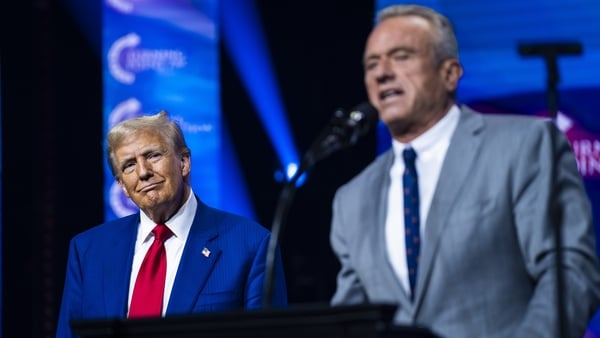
<box><xmin>202</xmin><ymin>247</ymin><xmax>211</xmax><ymax>258</ymax></box>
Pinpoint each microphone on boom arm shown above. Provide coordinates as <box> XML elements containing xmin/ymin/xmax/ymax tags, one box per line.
<box><xmin>302</xmin><ymin>101</ymin><xmax>379</xmax><ymax>173</ymax></box>
<box><xmin>262</xmin><ymin>101</ymin><xmax>379</xmax><ymax>308</ymax></box>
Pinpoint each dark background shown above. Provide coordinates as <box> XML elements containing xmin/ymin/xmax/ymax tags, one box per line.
<box><xmin>2</xmin><ymin>1</ymin><xmax>377</xmax><ymax>337</ymax></box>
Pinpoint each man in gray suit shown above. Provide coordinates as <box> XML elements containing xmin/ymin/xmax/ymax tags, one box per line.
<box><xmin>329</xmin><ymin>4</ymin><xmax>600</xmax><ymax>338</ymax></box>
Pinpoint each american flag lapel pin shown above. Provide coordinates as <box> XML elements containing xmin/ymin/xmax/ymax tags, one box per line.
<box><xmin>202</xmin><ymin>247</ymin><xmax>211</xmax><ymax>258</ymax></box>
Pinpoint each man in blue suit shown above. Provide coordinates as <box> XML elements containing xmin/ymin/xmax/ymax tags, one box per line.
<box><xmin>56</xmin><ymin>111</ymin><xmax>287</xmax><ymax>338</ymax></box>
<box><xmin>330</xmin><ymin>4</ymin><xmax>600</xmax><ymax>338</ymax></box>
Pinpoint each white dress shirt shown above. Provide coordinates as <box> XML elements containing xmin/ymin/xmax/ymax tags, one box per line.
<box><xmin>385</xmin><ymin>105</ymin><xmax>460</xmax><ymax>296</ymax></box>
<box><xmin>127</xmin><ymin>190</ymin><xmax>197</xmax><ymax>316</ymax></box>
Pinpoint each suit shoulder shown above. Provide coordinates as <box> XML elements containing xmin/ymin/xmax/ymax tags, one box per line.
<box><xmin>200</xmin><ymin>203</ymin><xmax>269</xmax><ymax>237</ymax></box>
<box><xmin>484</xmin><ymin>112</ymin><xmax>551</xmax><ymax>125</ymax></box>
<box><xmin>462</xmin><ymin>107</ymin><xmax>558</xmax><ymax>142</ymax></box>
<box><xmin>197</xmin><ymin>203</ymin><xmax>271</xmax><ymax>254</ymax></box>
<box><xmin>72</xmin><ymin>214</ymin><xmax>138</xmax><ymax>244</ymax></box>
<box><xmin>467</xmin><ymin>106</ymin><xmax>555</xmax><ymax>132</ymax></box>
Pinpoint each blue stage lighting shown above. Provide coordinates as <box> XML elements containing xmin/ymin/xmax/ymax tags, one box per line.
<box><xmin>221</xmin><ymin>0</ymin><xmax>301</xmax><ymax>183</ymax></box>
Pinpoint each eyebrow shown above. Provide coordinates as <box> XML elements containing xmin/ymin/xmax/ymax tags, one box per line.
<box><xmin>363</xmin><ymin>46</ymin><xmax>417</xmax><ymax>64</ymax></box>
<box><xmin>117</xmin><ymin>145</ymin><xmax>163</xmax><ymax>168</ymax></box>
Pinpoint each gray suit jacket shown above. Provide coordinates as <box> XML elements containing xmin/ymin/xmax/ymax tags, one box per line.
<box><xmin>330</xmin><ymin>106</ymin><xmax>600</xmax><ymax>338</ymax></box>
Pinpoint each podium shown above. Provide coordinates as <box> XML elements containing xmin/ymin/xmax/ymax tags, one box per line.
<box><xmin>71</xmin><ymin>304</ymin><xmax>437</xmax><ymax>338</ymax></box>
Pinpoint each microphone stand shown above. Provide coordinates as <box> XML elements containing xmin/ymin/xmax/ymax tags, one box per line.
<box><xmin>262</xmin><ymin>110</ymin><xmax>347</xmax><ymax>308</ymax></box>
<box><xmin>262</xmin><ymin>104</ymin><xmax>377</xmax><ymax>308</ymax></box>
<box><xmin>262</xmin><ymin>152</ymin><xmax>314</xmax><ymax>308</ymax></box>
<box><xmin>518</xmin><ymin>41</ymin><xmax>583</xmax><ymax>338</ymax></box>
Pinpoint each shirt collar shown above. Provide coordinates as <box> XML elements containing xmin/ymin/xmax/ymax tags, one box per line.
<box><xmin>139</xmin><ymin>189</ymin><xmax>197</xmax><ymax>242</ymax></box>
<box><xmin>392</xmin><ymin>104</ymin><xmax>460</xmax><ymax>157</ymax></box>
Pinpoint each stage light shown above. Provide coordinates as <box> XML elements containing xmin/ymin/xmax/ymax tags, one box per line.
<box><xmin>221</xmin><ymin>0</ymin><xmax>301</xmax><ymax>185</ymax></box>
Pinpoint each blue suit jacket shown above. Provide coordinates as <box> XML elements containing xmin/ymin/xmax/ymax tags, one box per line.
<box><xmin>56</xmin><ymin>197</ymin><xmax>287</xmax><ymax>338</ymax></box>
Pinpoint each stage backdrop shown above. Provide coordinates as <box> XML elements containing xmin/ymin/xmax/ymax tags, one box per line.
<box><xmin>103</xmin><ymin>0</ymin><xmax>230</xmax><ymax>220</ymax></box>
<box><xmin>377</xmin><ymin>0</ymin><xmax>600</xmax><ymax>335</ymax></box>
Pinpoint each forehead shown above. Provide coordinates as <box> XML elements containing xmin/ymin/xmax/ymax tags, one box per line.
<box><xmin>365</xmin><ymin>15</ymin><xmax>434</xmax><ymax>55</ymax></box>
<box><xmin>115</xmin><ymin>130</ymin><xmax>164</xmax><ymax>157</ymax></box>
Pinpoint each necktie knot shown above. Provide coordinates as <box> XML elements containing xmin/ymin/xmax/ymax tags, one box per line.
<box><xmin>402</xmin><ymin>147</ymin><xmax>417</xmax><ymax>166</ymax></box>
<box><xmin>152</xmin><ymin>224</ymin><xmax>173</xmax><ymax>243</ymax></box>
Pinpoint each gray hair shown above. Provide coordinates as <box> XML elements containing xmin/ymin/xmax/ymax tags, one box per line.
<box><xmin>106</xmin><ymin>110</ymin><xmax>190</xmax><ymax>178</ymax></box>
<box><xmin>377</xmin><ymin>4</ymin><xmax>459</xmax><ymax>65</ymax></box>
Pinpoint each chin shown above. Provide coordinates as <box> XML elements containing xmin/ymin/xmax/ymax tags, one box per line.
<box><xmin>381</xmin><ymin>109</ymin><xmax>407</xmax><ymax>124</ymax></box>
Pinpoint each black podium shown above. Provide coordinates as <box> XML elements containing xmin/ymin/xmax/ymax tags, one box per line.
<box><xmin>71</xmin><ymin>304</ymin><xmax>437</xmax><ymax>338</ymax></box>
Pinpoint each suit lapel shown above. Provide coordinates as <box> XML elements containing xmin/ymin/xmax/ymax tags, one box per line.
<box><xmin>103</xmin><ymin>215</ymin><xmax>139</xmax><ymax>317</ymax></box>
<box><xmin>166</xmin><ymin>199</ymin><xmax>220</xmax><ymax>314</ymax></box>
<box><xmin>372</xmin><ymin>151</ymin><xmax>415</xmax><ymax>309</ymax></box>
<box><xmin>414</xmin><ymin>106</ymin><xmax>485</xmax><ymax>311</ymax></box>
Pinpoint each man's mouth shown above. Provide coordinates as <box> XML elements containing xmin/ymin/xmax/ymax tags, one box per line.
<box><xmin>379</xmin><ymin>89</ymin><xmax>403</xmax><ymax>101</ymax></box>
<box><xmin>139</xmin><ymin>182</ymin><xmax>160</xmax><ymax>192</ymax></box>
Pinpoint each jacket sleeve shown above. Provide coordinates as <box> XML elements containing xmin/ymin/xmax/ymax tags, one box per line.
<box><xmin>330</xmin><ymin>186</ymin><xmax>369</xmax><ymax>305</ymax></box>
<box><xmin>244</xmin><ymin>231</ymin><xmax>288</xmax><ymax>309</ymax></box>
<box><xmin>512</xmin><ymin>119</ymin><xmax>600</xmax><ymax>337</ymax></box>
<box><xmin>56</xmin><ymin>238</ymin><xmax>83</xmax><ymax>338</ymax></box>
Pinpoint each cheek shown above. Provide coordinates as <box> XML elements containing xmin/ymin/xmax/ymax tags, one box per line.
<box><xmin>119</xmin><ymin>181</ymin><xmax>132</xmax><ymax>197</ymax></box>
<box><xmin>365</xmin><ymin>76</ymin><xmax>379</xmax><ymax>98</ymax></box>
<box><xmin>364</xmin><ymin>75</ymin><xmax>373</xmax><ymax>89</ymax></box>
<box><xmin>119</xmin><ymin>174</ymin><xmax>139</xmax><ymax>190</ymax></box>
<box><xmin>403</xmin><ymin>77</ymin><xmax>428</xmax><ymax>100</ymax></box>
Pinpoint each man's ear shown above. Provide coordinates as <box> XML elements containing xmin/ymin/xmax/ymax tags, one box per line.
<box><xmin>441</xmin><ymin>58</ymin><xmax>463</xmax><ymax>92</ymax></box>
<box><xmin>181</xmin><ymin>152</ymin><xmax>191</xmax><ymax>177</ymax></box>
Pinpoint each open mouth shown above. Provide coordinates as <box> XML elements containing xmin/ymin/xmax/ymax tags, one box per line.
<box><xmin>380</xmin><ymin>88</ymin><xmax>403</xmax><ymax>101</ymax></box>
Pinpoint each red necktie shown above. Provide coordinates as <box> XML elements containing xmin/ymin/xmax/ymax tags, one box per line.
<box><xmin>129</xmin><ymin>224</ymin><xmax>173</xmax><ymax>318</ymax></box>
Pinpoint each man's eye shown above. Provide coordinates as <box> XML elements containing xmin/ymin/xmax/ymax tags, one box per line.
<box><xmin>122</xmin><ymin>163</ymin><xmax>135</xmax><ymax>174</ymax></box>
<box><xmin>148</xmin><ymin>152</ymin><xmax>163</xmax><ymax>161</ymax></box>
<box><xmin>365</xmin><ymin>61</ymin><xmax>378</xmax><ymax>71</ymax></box>
<box><xmin>393</xmin><ymin>53</ymin><xmax>410</xmax><ymax>61</ymax></box>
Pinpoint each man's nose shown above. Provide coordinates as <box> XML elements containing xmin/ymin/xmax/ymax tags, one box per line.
<box><xmin>375</xmin><ymin>59</ymin><xmax>394</xmax><ymax>83</ymax></box>
<box><xmin>136</xmin><ymin>160</ymin><xmax>153</xmax><ymax>179</ymax></box>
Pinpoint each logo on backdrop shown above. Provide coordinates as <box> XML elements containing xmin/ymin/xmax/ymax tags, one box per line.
<box><xmin>107</xmin><ymin>33</ymin><xmax>187</xmax><ymax>85</ymax></box>
<box><xmin>106</xmin><ymin>0</ymin><xmax>133</xmax><ymax>14</ymax></box>
<box><xmin>555</xmin><ymin>112</ymin><xmax>600</xmax><ymax>179</ymax></box>
<box><xmin>110</xmin><ymin>182</ymin><xmax>138</xmax><ymax>217</ymax></box>
<box><xmin>107</xmin><ymin>98</ymin><xmax>144</xmax><ymax>217</ymax></box>
<box><xmin>108</xmin><ymin>97</ymin><xmax>142</xmax><ymax>128</ymax></box>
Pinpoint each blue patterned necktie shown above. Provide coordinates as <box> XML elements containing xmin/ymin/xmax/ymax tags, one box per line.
<box><xmin>402</xmin><ymin>147</ymin><xmax>420</xmax><ymax>300</ymax></box>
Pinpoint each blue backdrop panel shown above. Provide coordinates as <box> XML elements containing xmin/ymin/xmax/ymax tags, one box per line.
<box><xmin>103</xmin><ymin>0</ymin><xmax>220</xmax><ymax>220</ymax></box>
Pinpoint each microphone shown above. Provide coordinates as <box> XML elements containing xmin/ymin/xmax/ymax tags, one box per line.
<box><xmin>303</xmin><ymin>102</ymin><xmax>378</xmax><ymax>168</ymax></box>
<box><xmin>262</xmin><ymin>102</ymin><xmax>378</xmax><ymax>308</ymax></box>
<box><xmin>518</xmin><ymin>42</ymin><xmax>582</xmax><ymax>57</ymax></box>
